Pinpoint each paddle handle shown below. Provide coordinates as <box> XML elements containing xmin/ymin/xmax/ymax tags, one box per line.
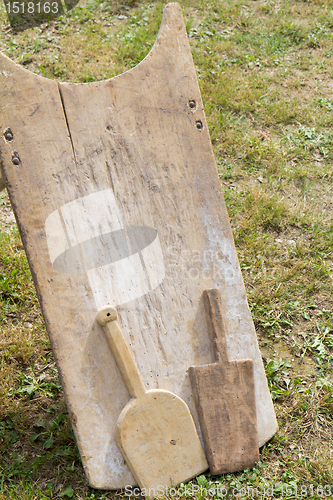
<box><xmin>96</xmin><ymin>306</ymin><xmax>146</xmax><ymax>398</ymax></box>
<box><xmin>203</xmin><ymin>289</ymin><xmax>229</xmax><ymax>365</ymax></box>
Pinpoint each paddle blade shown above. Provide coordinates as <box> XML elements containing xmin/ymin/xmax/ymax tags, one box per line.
<box><xmin>116</xmin><ymin>389</ymin><xmax>208</xmax><ymax>495</ymax></box>
<box><xmin>189</xmin><ymin>360</ymin><xmax>259</xmax><ymax>474</ymax></box>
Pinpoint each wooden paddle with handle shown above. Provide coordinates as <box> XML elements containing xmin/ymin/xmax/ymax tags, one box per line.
<box><xmin>189</xmin><ymin>289</ymin><xmax>259</xmax><ymax>474</ymax></box>
<box><xmin>96</xmin><ymin>306</ymin><xmax>208</xmax><ymax>496</ymax></box>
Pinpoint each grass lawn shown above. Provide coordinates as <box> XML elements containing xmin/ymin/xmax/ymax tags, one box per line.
<box><xmin>0</xmin><ymin>0</ymin><xmax>333</xmax><ymax>498</ymax></box>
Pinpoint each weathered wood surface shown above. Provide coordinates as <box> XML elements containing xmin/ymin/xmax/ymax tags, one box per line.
<box><xmin>0</xmin><ymin>171</ymin><xmax>5</xmax><ymax>191</ymax></box>
<box><xmin>189</xmin><ymin>289</ymin><xmax>259</xmax><ymax>474</ymax></box>
<box><xmin>97</xmin><ymin>307</ymin><xmax>208</xmax><ymax>495</ymax></box>
<box><xmin>0</xmin><ymin>2</ymin><xmax>277</xmax><ymax>489</ymax></box>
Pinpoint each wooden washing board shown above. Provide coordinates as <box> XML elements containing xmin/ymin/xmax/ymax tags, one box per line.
<box><xmin>0</xmin><ymin>3</ymin><xmax>277</xmax><ymax>489</ymax></box>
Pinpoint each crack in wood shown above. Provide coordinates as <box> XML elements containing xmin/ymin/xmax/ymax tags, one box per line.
<box><xmin>58</xmin><ymin>83</ymin><xmax>77</xmax><ymax>164</ymax></box>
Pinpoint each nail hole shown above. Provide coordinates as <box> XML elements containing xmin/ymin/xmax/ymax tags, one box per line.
<box><xmin>170</xmin><ymin>440</ymin><xmax>176</xmax><ymax>445</ymax></box>
<box><xmin>189</xmin><ymin>99</ymin><xmax>196</xmax><ymax>109</ymax></box>
<box><xmin>12</xmin><ymin>154</ymin><xmax>20</xmax><ymax>165</ymax></box>
<box><xmin>4</xmin><ymin>128</ymin><xmax>13</xmax><ymax>142</ymax></box>
<box><xmin>106</xmin><ymin>312</ymin><xmax>110</xmax><ymax>317</ymax></box>
<box><xmin>196</xmin><ymin>120</ymin><xmax>203</xmax><ymax>130</ymax></box>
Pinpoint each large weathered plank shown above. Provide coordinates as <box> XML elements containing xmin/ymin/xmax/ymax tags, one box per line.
<box><xmin>189</xmin><ymin>289</ymin><xmax>259</xmax><ymax>474</ymax></box>
<box><xmin>0</xmin><ymin>2</ymin><xmax>277</xmax><ymax>489</ymax></box>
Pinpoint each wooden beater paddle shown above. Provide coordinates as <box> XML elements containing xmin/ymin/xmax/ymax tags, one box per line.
<box><xmin>189</xmin><ymin>289</ymin><xmax>259</xmax><ymax>474</ymax></box>
<box><xmin>96</xmin><ymin>306</ymin><xmax>208</xmax><ymax>495</ymax></box>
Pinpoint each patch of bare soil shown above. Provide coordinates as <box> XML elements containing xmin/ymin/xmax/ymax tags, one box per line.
<box><xmin>0</xmin><ymin>189</ymin><xmax>15</xmax><ymax>229</ymax></box>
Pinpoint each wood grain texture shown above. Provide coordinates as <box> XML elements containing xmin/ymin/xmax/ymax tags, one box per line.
<box><xmin>189</xmin><ymin>289</ymin><xmax>259</xmax><ymax>474</ymax></box>
<box><xmin>97</xmin><ymin>306</ymin><xmax>208</xmax><ymax>495</ymax></box>
<box><xmin>0</xmin><ymin>2</ymin><xmax>277</xmax><ymax>489</ymax></box>
<box><xmin>117</xmin><ymin>389</ymin><xmax>208</xmax><ymax>496</ymax></box>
